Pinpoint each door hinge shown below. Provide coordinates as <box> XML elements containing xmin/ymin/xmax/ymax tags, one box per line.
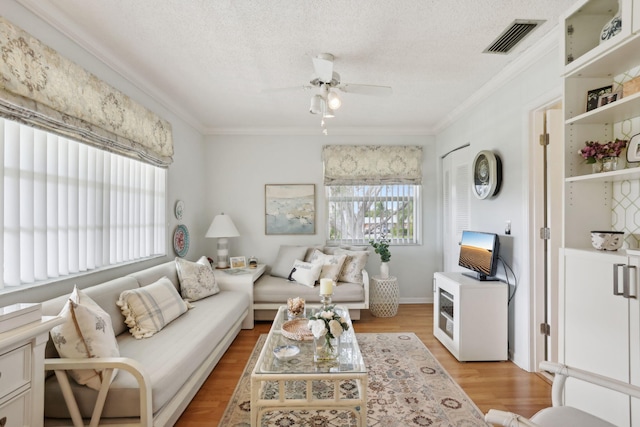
<box><xmin>540</xmin><ymin>323</ymin><xmax>551</xmax><ymax>336</ymax></box>
<box><xmin>539</xmin><ymin>133</ymin><xmax>550</xmax><ymax>146</ymax></box>
<box><xmin>540</xmin><ymin>227</ymin><xmax>550</xmax><ymax>240</ymax></box>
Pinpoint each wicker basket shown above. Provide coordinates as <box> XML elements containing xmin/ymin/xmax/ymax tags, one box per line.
<box><xmin>281</xmin><ymin>318</ymin><xmax>313</xmax><ymax>341</ymax></box>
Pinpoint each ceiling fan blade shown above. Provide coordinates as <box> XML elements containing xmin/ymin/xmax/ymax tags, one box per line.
<box><xmin>261</xmin><ymin>85</ymin><xmax>313</xmax><ymax>94</ymax></box>
<box><xmin>338</xmin><ymin>83</ymin><xmax>392</xmax><ymax>97</ymax></box>
<box><xmin>312</xmin><ymin>53</ymin><xmax>334</xmax><ymax>83</ymax></box>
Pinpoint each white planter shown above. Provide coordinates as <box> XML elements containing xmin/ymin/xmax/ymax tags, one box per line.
<box><xmin>380</xmin><ymin>262</ymin><xmax>390</xmax><ymax>279</ymax></box>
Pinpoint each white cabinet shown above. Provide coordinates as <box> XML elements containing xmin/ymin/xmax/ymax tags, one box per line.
<box><xmin>561</xmin><ymin>249</ymin><xmax>638</xmax><ymax>425</ymax></box>
<box><xmin>433</xmin><ymin>272</ymin><xmax>508</xmax><ymax>362</ymax></box>
<box><xmin>0</xmin><ymin>317</ymin><xmax>63</xmax><ymax>427</ymax></box>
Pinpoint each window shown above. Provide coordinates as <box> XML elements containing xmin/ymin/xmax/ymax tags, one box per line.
<box><xmin>326</xmin><ymin>184</ymin><xmax>421</xmax><ymax>245</ymax></box>
<box><xmin>1</xmin><ymin>117</ymin><xmax>167</xmax><ymax>289</ymax></box>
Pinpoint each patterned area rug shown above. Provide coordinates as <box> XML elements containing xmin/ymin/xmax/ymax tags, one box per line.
<box><xmin>219</xmin><ymin>333</ymin><xmax>489</xmax><ymax>426</ymax></box>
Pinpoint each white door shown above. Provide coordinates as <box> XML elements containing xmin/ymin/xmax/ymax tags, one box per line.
<box><xmin>442</xmin><ymin>146</ymin><xmax>470</xmax><ymax>272</ymax></box>
<box><xmin>562</xmin><ymin>249</ymin><xmax>631</xmax><ymax>426</ymax></box>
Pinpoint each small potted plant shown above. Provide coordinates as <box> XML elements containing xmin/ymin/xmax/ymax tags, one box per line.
<box><xmin>369</xmin><ymin>237</ymin><xmax>391</xmax><ymax>278</ymax></box>
<box><xmin>579</xmin><ymin>139</ymin><xmax>628</xmax><ymax>173</ymax></box>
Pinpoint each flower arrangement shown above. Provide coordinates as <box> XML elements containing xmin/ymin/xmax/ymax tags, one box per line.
<box><xmin>578</xmin><ymin>139</ymin><xmax>628</xmax><ymax>164</ymax></box>
<box><xmin>308</xmin><ymin>306</ymin><xmax>349</xmax><ymax>350</ymax></box>
<box><xmin>369</xmin><ymin>237</ymin><xmax>391</xmax><ymax>262</ymax></box>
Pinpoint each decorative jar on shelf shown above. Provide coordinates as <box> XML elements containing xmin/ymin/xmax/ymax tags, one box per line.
<box><xmin>601</xmin><ymin>156</ymin><xmax>618</xmax><ymax>172</ymax></box>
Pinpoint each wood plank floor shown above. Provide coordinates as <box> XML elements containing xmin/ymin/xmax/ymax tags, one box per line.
<box><xmin>175</xmin><ymin>304</ymin><xmax>551</xmax><ymax>426</ymax></box>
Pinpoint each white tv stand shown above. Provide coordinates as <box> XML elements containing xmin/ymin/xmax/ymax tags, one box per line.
<box><xmin>433</xmin><ymin>272</ymin><xmax>508</xmax><ymax>361</ymax></box>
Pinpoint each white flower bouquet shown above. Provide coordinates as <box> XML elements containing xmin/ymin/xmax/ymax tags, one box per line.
<box><xmin>307</xmin><ymin>306</ymin><xmax>349</xmax><ymax>351</ymax></box>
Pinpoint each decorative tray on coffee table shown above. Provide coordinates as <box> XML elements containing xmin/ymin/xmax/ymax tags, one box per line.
<box><xmin>281</xmin><ymin>318</ymin><xmax>313</xmax><ymax>341</ymax></box>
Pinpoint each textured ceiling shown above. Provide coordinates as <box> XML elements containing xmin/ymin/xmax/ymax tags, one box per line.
<box><xmin>17</xmin><ymin>0</ymin><xmax>577</xmax><ymax>134</ymax></box>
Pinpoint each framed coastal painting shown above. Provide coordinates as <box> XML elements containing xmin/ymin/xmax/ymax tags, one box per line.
<box><xmin>265</xmin><ymin>184</ymin><xmax>315</xmax><ymax>235</ymax></box>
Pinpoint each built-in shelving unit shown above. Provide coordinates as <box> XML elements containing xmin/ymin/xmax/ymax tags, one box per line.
<box><xmin>560</xmin><ymin>0</ymin><xmax>640</xmax><ymax>424</ymax></box>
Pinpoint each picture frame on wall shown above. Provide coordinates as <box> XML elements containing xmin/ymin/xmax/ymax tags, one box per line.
<box><xmin>229</xmin><ymin>256</ymin><xmax>246</xmax><ymax>269</ymax></box>
<box><xmin>265</xmin><ymin>184</ymin><xmax>315</xmax><ymax>235</ymax></box>
<box><xmin>586</xmin><ymin>85</ymin><xmax>613</xmax><ymax>111</ymax></box>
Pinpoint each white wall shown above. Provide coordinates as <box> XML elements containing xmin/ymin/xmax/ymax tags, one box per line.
<box><xmin>435</xmin><ymin>46</ymin><xmax>562</xmax><ymax>369</ymax></box>
<box><xmin>203</xmin><ymin>134</ymin><xmax>438</xmax><ymax>302</ymax></box>
<box><xmin>2</xmin><ymin>1</ymin><xmax>207</xmax><ymax>305</ymax></box>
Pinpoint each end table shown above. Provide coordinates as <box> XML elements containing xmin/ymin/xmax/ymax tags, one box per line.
<box><xmin>370</xmin><ymin>275</ymin><xmax>399</xmax><ymax>317</ymax></box>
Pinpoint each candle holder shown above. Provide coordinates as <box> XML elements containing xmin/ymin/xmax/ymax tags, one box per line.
<box><xmin>320</xmin><ymin>293</ymin><xmax>333</xmax><ymax>310</ymax></box>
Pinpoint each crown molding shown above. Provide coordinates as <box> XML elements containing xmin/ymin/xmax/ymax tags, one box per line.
<box><xmin>432</xmin><ymin>26</ymin><xmax>561</xmax><ymax>134</ymax></box>
<box><xmin>15</xmin><ymin>0</ymin><xmax>207</xmax><ymax>135</ymax></box>
<box><xmin>204</xmin><ymin>126</ymin><xmax>435</xmax><ymax>136</ymax></box>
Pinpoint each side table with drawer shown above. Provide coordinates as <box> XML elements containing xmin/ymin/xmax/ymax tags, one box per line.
<box><xmin>0</xmin><ymin>316</ymin><xmax>63</xmax><ymax>427</ymax></box>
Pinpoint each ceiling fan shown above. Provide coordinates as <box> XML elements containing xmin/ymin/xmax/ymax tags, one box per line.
<box><xmin>267</xmin><ymin>53</ymin><xmax>392</xmax><ymax>131</ymax></box>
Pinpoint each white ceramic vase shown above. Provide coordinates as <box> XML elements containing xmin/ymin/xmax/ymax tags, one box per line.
<box><xmin>380</xmin><ymin>262</ymin><xmax>390</xmax><ymax>279</ymax></box>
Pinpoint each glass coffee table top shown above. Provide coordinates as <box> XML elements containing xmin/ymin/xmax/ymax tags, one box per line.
<box><xmin>256</xmin><ymin>305</ymin><xmax>366</xmax><ymax>375</ymax></box>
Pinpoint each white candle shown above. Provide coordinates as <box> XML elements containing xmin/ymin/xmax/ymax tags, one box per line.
<box><xmin>320</xmin><ymin>278</ymin><xmax>333</xmax><ymax>295</ymax></box>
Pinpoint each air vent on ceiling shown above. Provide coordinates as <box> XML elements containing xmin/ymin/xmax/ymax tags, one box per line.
<box><xmin>483</xmin><ymin>19</ymin><xmax>546</xmax><ymax>54</ymax></box>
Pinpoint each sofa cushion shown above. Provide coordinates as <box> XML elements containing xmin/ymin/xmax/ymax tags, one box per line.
<box><xmin>270</xmin><ymin>245</ymin><xmax>309</xmax><ymax>278</ymax></box>
<box><xmin>44</xmin><ymin>289</ymin><xmax>250</xmax><ymax>418</ymax></box>
<box><xmin>254</xmin><ymin>274</ymin><xmax>364</xmax><ymax>304</ymax></box>
<box><xmin>307</xmin><ymin>249</ymin><xmax>347</xmax><ymax>282</ymax></box>
<box><xmin>175</xmin><ymin>256</ymin><xmax>220</xmax><ymax>301</ymax></box>
<box><xmin>290</xmin><ymin>259</ymin><xmax>322</xmax><ymax>287</ymax></box>
<box><xmin>50</xmin><ymin>286</ymin><xmax>120</xmax><ymax>390</ymax></box>
<box><xmin>117</xmin><ymin>277</ymin><xmax>191</xmax><ymax>339</ymax></box>
<box><xmin>335</xmin><ymin>249</ymin><xmax>369</xmax><ymax>285</ymax></box>
<box><xmin>128</xmin><ymin>262</ymin><xmax>181</xmax><ymax>290</ymax></box>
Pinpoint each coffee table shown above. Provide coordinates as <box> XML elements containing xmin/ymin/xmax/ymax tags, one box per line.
<box><xmin>250</xmin><ymin>305</ymin><xmax>367</xmax><ymax>426</ymax></box>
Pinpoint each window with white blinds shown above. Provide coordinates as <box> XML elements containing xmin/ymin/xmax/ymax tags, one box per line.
<box><xmin>1</xmin><ymin>117</ymin><xmax>167</xmax><ymax>289</ymax></box>
<box><xmin>326</xmin><ymin>184</ymin><xmax>421</xmax><ymax>245</ymax></box>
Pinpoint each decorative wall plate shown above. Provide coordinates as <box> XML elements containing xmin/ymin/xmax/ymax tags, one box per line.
<box><xmin>472</xmin><ymin>150</ymin><xmax>502</xmax><ymax>199</ymax></box>
<box><xmin>173</xmin><ymin>224</ymin><xmax>190</xmax><ymax>257</ymax></box>
<box><xmin>175</xmin><ymin>200</ymin><xmax>185</xmax><ymax>220</ymax></box>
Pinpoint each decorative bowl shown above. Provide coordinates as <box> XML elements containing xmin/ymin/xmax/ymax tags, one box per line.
<box><xmin>273</xmin><ymin>345</ymin><xmax>300</xmax><ymax>361</ymax></box>
<box><xmin>590</xmin><ymin>231</ymin><xmax>624</xmax><ymax>251</ymax></box>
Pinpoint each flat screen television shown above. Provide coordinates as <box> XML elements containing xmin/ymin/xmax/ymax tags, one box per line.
<box><xmin>458</xmin><ymin>230</ymin><xmax>500</xmax><ymax>281</ymax></box>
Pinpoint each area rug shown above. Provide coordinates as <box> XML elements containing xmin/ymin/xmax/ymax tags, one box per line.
<box><xmin>219</xmin><ymin>333</ymin><xmax>489</xmax><ymax>426</ymax></box>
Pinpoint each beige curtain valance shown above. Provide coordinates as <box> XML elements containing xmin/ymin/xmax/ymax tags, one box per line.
<box><xmin>0</xmin><ymin>16</ymin><xmax>173</xmax><ymax>167</ymax></box>
<box><xmin>322</xmin><ymin>145</ymin><xmax>423</xmax><ymax>185</ymax></box>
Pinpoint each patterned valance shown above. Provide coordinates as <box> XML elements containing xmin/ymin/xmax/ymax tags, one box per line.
<box><xmin>0</xmin><ymin>16</ymin><xmax>173</xmax><ymax>167</ymax></box>
<box><xmin>322</xmin><ymin>145</ymin><xmax>423</xmax><ymax>185</ymax></box>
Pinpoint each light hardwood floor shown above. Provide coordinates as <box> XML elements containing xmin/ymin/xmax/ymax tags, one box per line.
<box><xmin>175</xmin><ymin>304</ymin><xmax>551</xmax><ymax>426</ymax></box>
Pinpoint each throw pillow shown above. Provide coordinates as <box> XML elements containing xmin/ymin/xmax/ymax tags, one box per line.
<box><xmin>50</xmin><ymin>285</ymin><xmax>120</xmax><ymax>390</ymax></box>
<box><xmin>175</xmin><ymin>256</ymin><xmax>220</xmax><ymax>301</ymax></box>
<box><xmin>307</xmin><ymin>249</ymin><xmax>347</xmax><ymax>283</ymax></box>
<box><xmin>335</xmin><ymin>249</ymin><xmax>369</xmax><ymax>284</ymax></box>
<box><xmin>270</xmin><ymin>245</ymin><xmax>309</xmax><ymax>278</ymax></box>
<box><xmin>117</xmin><ymin>277</ymin><xmax>191</xmax><ymax>339</ymax></box>
<box><xmin>289</xmin><ymin>259</ymin><xmax>322</xmax><ymax>287</ymax></box>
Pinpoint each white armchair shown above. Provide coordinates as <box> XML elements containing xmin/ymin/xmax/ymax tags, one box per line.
<box><xmin>485</xmin><ymin>361</ymin><xmax>640</xmax><ymax>427</ymax></box>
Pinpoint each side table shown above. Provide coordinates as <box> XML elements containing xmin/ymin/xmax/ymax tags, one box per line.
<box><xmin>370</xmin><ymin>275</ymin><xmax>399</xmax><ymax>317</ymax></box>
<box><xmin>213</xmin><ymin>264</ymin><xmax>266</xmax><ymax>329</ymax></box>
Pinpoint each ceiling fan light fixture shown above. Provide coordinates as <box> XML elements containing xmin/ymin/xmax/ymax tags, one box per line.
<box><xmin>327</xmin><ymin>91</ymin><xmax>341</xmax><ymax>110</ymax></box>
<box><xmin>309</xmin><ymin>94</ymin><xmax>324</xmax><ymax>114</ymax></box>
<box><xmin>323</xmin><ymin>106</ymin><xmax>335</xmax><ymax>119</ymax></box>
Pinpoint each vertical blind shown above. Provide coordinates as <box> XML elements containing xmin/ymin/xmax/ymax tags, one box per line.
<box><xmin>1</xmin><ymin>117</ymin><xmax>166</xmax><ymax>288</ymax></box>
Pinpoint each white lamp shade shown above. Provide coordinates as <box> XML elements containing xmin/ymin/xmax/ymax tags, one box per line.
<box><xmin>206</xmin><ymin>214</ymin><xmax>240</xmax><ymax>238</ymax></box>
<box><xmin>327</xmin><ymin>91</ymin><xmax>341</xmax><ymax>109</ymax></box>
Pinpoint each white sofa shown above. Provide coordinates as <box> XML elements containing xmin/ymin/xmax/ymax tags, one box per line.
<box><xmin>251</xmin><ymin>244</ymin><xmax>371</xmax><ymax>322</ymax></box>
<box><xmin>40</xmin><ymin>260</ymin><xmax>249</xmax><ymax>427</ymax></box>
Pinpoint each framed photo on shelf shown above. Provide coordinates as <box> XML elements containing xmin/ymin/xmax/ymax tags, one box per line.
<box><xmin>586</xmin><ymin>85</ymin><xmax>613</xmax><ymax>111</ymax></box>
<box><xmin>229</xmin><ymin>256</ymin><xmax>246</xmax><ymax>269</ymax></box>
<box><xmin>627</xmin><ymin>133</ymin><xmax>640</xmax><ymax>163</ymax></box>
<box><xmin>265</xmin><ymin>184</ymin><xmax>315</xmax><ymax>235</ymax></box>
<box><xmin>597</xmin><ymin>92</ymin><xmax>618</xmax><ymax>107</ymax></box>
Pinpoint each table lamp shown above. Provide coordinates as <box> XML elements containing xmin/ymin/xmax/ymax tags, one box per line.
<box><xmin>205</xmin><ymin>213</ymin><xmax>240</xmax><ymax>269</ymax></box>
